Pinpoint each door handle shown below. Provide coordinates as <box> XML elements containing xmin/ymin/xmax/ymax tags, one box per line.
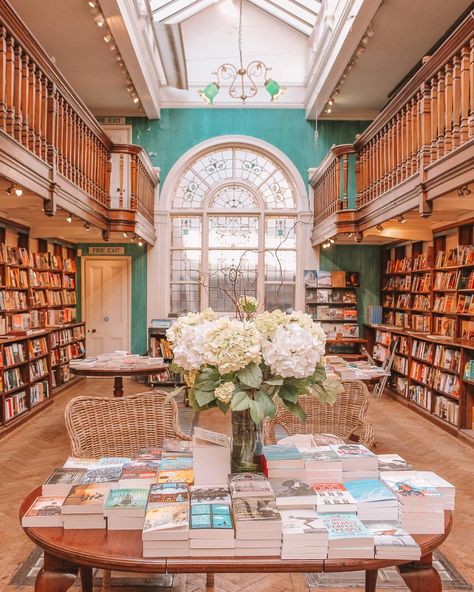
<box><xmin>91</xmin><ymin>329</ymin><xmax>97</xmax><ymax>333</ymax></box>
<box><xmin>104</xmin><ymin>316</ymin><xmax>110</xmax><ymax>322</ymax></box>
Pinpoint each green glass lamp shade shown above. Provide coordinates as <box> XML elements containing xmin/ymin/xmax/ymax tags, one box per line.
<box><xmin>198</xmin><ymin>82</ymin><xmax>220</xmax><ymax>105</ymax></box>
<box><xmin>265</xmin><ymin>79</ymin><xmax>286</xmax><ymax>102</ymax></box>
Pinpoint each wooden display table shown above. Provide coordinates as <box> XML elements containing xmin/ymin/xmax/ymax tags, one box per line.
<box><xmin>70</xmin><ymin>361</ymin><xmax>168</xmax><ymax>397</ymax></box>
<box><xmin>20</xmin><ymin>487</ymin><xmax>452</xmax><ymax>592</ymax></box>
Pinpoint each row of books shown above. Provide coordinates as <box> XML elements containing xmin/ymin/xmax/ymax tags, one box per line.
<box><xmin>434</xmin><ymin>396</ymin><xmax>459</xmax><ymax>425</ymax></box>
<box><xmin>385</xmin><ymin>257</ymin><xmax>412</xmax><ymax>274</ymax></box>
<box><xmin>311</xmin><ymin>307</ymin><xmax>357</xmax><ymax>321</ymax></box>
<box><xmin>410</xmin><ymin>361</ymin><xmax>432</xmax><ymax>385</ymax></box>
<box><xmin>433</xmin><ymin>346</ymin><xmax>461</xmax><ymax>372</ymax></box>
<box><xmin>432</xmin><ymin>316</ymin><xmax>456</xmax><ymax>338</ymax></box>
<box><xmin>5</xmin><ymin>268</ymin><xmax>28</xmax><ymax>288</ymax></box>
<box><xmin>367</xmin><ymin>306</ymin><xmax>383</xmax><ymax>325</ymax></box>
<box><xmin>409</xmin><ymin>385</ymin><xmax>432</xmax><ymax>410</ymax></box>
<box><xmin>57</xmin><ymin>342</ymin><xmax>86</xmax><ymax>365</ymax></box>
<box><xmin>0</xmin><ymin>245</ymin><xmax>29</xmax><ymax>266</ymax></box>
<box><xmin>460</xmin><ymin>320</ymin><xmax>474</xmax><ymax>340</ymax></box>
<box><xmin>464</xmin><ymin>360</ymin><xmax>474</xmax><ymax>380</ymax></box>
<box><xmin>150</xmin><ymin>337</ymin><xmax>173</xmax><ymax>360</ymax></box>
<box><xmin>382</xmin><ymin>276</ymin><xmax>411</xmax><ymax>291</ymax></box>
<box><xmin>306</xmin><ymin>289</ymin><xmax>357</xmax><ymax>304</ymax></box>
<box><xmin>383</xmin><ymin>311</ymin><xmax>410</xmax><ymax>328</ymax></box>
<box><xmin>4</xmin><ymin>389</ymin><xmax>28</xmax><ymax>420</ymax></box>
<box><xmin>0</xmin><ymin>290</ymin><xmax>28</xmax><ymax>311</ymax></box>
<box><xmin>3</xmin><ymin>367</ymin><xmax>24</xmax><ymax>391</ymax></box>
<box><xmin>411</xmin><ymin>273</ymin><xmax>431</xmax><ymax>292</ymax></box>
<box><xmin>457</xmin><ymin>293</ymin><xmax>474</xmax><ymax>314</ymax></box>
<box><xmin>30</xmin><ymin>357</ymin><xmax>49</xmax><ymax>381</ymax></box>
<box><xmin>412</xmin><ymin>339</ymin><xmax>434</xmax><ymax>362</ymax></box>
<box><xmin>28</xmin><ymin>270</ymin><xmax>63</xmax><ymax>288</ymax></box>
<box><xmin>412</xmin><ymin>294</ymin><xmax>430</xmax><ymax>310</ymax></box>
<box><xmin>30</xmin><ymin>380</ymin><xmax>49</xmax><ymax>407</ymax></box>
<box><xmin>0</xmin><ymin>246</ymin><xmax>77</xmax><ymax>273</ymax></box>
<box><xmin>3</xmin><ymin>342</ymin><xmax>27</xmax><ymax>366</ymax></box>
<box><xmin>393</xmin><ymin>355</ymin><xmax>409</xmax><ymax>374</ymax></box>
<box><xmin>304</xmin><ymin>270</ymin><xmax>360</xmax><ymax>288</ymax></box>
<box><xmin>320</xmin><ymin>323</ymin><xmax>359</xmax><ymax>339</ymax></box>
<box><xmin>29</xmin><ymin>337</ymin><xmax>49</xmax><ymax>358</ymax></box>
<box><xmin>431</xmin><ymin>370</ymin><xmax>460</xmax><ymax>398</ymax></box>
<box><xmin>435</xmin><ymin>245</ymin><xmax>474</xmax><ymax>268</ymax></box>
<box><xmin>433</xmin><ymin>294</ymin><xmax>457</xmax><ymax>313</ymax></box>
<box><xmin>3</xmin><ymin>308</ymin><xmax>78</xmax><ymax>333</ymax></box>
<box><xmin>410</xmin><ymin>314</ymin><xmax>431</xmax><ymax>333</ymax></box>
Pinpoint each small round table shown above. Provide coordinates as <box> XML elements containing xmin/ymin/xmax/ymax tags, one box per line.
<box><xmin>20</xmin><ymin>487</ymin><xmax>452</xmax><ymax>592</ymax></box>
<box><xmin>71</xmin><ymin>362</ymin><xmax>169</xmax><ymax>397</ymax></box>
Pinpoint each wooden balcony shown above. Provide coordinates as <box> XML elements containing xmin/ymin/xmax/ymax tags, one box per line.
<box><xmin>0</xmin><ymin>1</ymin><xmax>158</xmax><ymax>244</ymax></box>
<box><xmin>311</xmin><ymin>12</ymin><xmax>474</xmax><ymax>245</ymax></box>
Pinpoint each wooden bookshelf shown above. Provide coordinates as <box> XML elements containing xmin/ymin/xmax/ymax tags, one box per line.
<box><xmin>148</xmin><ymin>324</ymin><xmax>184</xmax><ymax>387</ymax></box>
<box><xmin>367</xmin><ymin>222</ymin><xmax>474</xmax><ymax>439</ymax></box>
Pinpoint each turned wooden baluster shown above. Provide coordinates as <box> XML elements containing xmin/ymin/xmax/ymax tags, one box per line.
<box><xmin>436</xmin><ymin>68</ymin><xmax>445</xmax><ymax>158</ymax></box>
<box><xmin>459</xmin><ymin>44</ymin><xmax>469</xmax><ymax>142</ymax></box>
<box><xmin>411</xmin><ymin>96</ymin><xmax>419</xmax><ymax>173</ymax></box>
<box><xmin>342</xmin><ymin>153</ymin><xmax>349</xmax><ymax>209</ymax></box>
<box><xmin>430</xmin><ymin>76</ymin><xmax>438</xmax><ymax>162</ymax></box>
<box><xmin>5</xmin><ymin>33</ymin><xmax>14</xmax><ymax>135</ymax></box>
<box><xmin>34</xmin><ymin>68</ymin><xmax>42</xmax><ymax>157</ymax></box>
<box><xmin>452</xmin><ymin>54</ymin><xmax>461</xmax><ymax>148</ymax></box>
<box><xmin>46</xmin><ymin>81</ymin><xmax>57</xmax><ymax>169</ymax></box>
<box><xmin>12</xmin><ymin>41</ymin><xmax>22</xmax><ymax>141</ymax></box>
<box><xmin>444</xmin><ymin>61</ymin><xmax>453</xmax><ymax>154</ymax></box>
<box><xmin>27</xmin><ymin>60</ymin><xmax>36</xmax><ymax>151</ymax></box>
<box><xmin>20</xmin><ymin>50</ymin><xmax>29</xmax><ymax>148</ymax></box>
<box><xmin>469</xmin><ymin>38</ymin><xmax>474</xmax><ymax>139</ymax></box>
<box><xmin>419</xmin><ymin>81</ymin><xmax>432</xmax><ymax>168</ymax></box>
<box><xmin>0</xmin><ymin>26</ymin><xmax>6</xmax><ymax>131</ymax></box>
<box><xmin>40</xmin><ymin>73</ymin><xmax>48</xmax><ymax>160</ymax></box>
<box><xmin>405</xmin><ymin>103</ymin><xmax>412</xmax><ymax>177</ymax></box>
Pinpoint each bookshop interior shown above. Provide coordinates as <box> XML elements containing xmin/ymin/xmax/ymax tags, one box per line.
<box><xmin>1</xmin><ymin>0</ymin><xmax>474</xmax><ymax>591</ymax></box>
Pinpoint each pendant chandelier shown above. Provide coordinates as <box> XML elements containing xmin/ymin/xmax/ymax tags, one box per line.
<box><xmin>198</xmin><ymin>0</ymin><xmax>286</xmax><ymax>105</ymax></box>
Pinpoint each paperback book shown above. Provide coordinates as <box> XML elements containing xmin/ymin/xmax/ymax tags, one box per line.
<box><xmin>190</xmin><ymin>486</ymin><xmax>231</xmax><ymax>504</ymax></box>
<box><xmin>42</xmin><ymin>468</ymin><xmax>86</xmax><ymax>496</ymax></box>
<box><xmin>228</xmin><ymin>472</ymin><xmax>274</xmax><ymax>498</ymax></box>
<box><xmin>22</xmin><ymin>496</ymin><xmax>65</xmax><ymax>527</ymax></box>
<box><xmin>62</xmin><ymin>483</ymin><xmax>110</xmax><ymax>514</ymax></box>
<box><xmin>148</xmin><ymin>483</ymin><xmax>190</xmax><ymax>507</ymax></box>
<box><xmin>156</xmin><ymin>469</ymin><xmax>194</xmax><ymax>485</ymax></box>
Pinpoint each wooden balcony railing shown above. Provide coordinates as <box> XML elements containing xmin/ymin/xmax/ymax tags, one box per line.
<box><xmin>354</xmin><ymin>13</ymin><xmax>473</xmax><ymax>208</ymax></box>
<box><xmin>0</xmin><ymin>1</ymin><xmax>158</xmax><ymax>229</ymax></box>
<box><xmin>312</xmin><ymin>145</ymin><xmax>356</xmax><ymax>226</ymax></box>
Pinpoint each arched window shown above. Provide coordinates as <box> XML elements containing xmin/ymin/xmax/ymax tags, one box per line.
<box><xmin>170</xmin><ymin>145</ymin><xmax>298</xmax><ymax>314</ymax></box>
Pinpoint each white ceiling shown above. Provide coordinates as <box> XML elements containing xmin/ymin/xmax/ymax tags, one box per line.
<box><xmin>327</xmin><ymin>0</ymin><xmax>473</xmax><ymax>118</ymax></box>
<box><xmin>160</xmin><ymin>0</ymin><xmax>310</xmax><ymax>106</ymax></box>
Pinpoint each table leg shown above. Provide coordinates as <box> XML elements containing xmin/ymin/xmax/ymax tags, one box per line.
<box><xmin>113</xmin><ymin>376</ymin><xmax>124</xmax><ymax>397</ymax></box>
<box><xmin>80</xmin><ymin>566</ymin><xmax>93</xmax><ymax>592</ymax></box>
<box><xmin>365</xmin><ymin>569</ymin><xmax>378</xmax><ymax>592</ymax></box>
<box><xmin>35</xmin><ymin>551</ymin><xmax>78</xmax><ymax>592</ymax></box>
<box><xmin>397</xmin><ymin>553</ymin><xmax>442</xmax><ymax>592</ymax></box>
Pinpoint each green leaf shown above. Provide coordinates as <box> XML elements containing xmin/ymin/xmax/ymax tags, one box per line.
<box><xmin>216</xmin><ymin>400</ymin><xmax>229</xmax><ymax>414</ymax></box>
<box><xmin>311</xmin><ymin>363</ymin><xmax>327</xmax><ymax>382</ymax></box>
<box><xmin>249</xmin><ymin>398</ymin><xmax>264</xmax><ymax>424</ymax></box>
<box><xmin>278</xmin><ymin>384</ymin><xmax>299</xmax><ymax>403</ymax></box>
<box><xmin>283</xmin><ymin>400</ymin><xmax>307</xmax><ymax>422</ymax></box>
<box><xmin>263</xmin><ymin>376</ymin><xmax>284</xmax><ymax>386</ymax></box>
<box><xmin>194</xmin><ymin>389</ymin><xmax>216</xmax><ymax>406</ymax></box>
<box><xmin>254</xmin><ymin>390</ymin><xmax>277</xmax><ymax>418</ymax></box>
<box><xmin>169</xmin><ymin>362</ymin><xmax>183</xmax><ymax>374</ymax></box>
<box><xmin>237</xmin><ymin>363</ymin><xmax>262</xmax><ymax>389</ymax></box>
<box><xmin>230</xmin><ymin>391</ymin><xmax>251</xmax><ymax>411</ymax></box>
<box><xmin>193</xmin><ymin>378</ymin><xmax>219</xmax><ymax>391</ymax></box>
<box><xmin>198</xmin><ymin>367</ymin><xmax>220</xmax><ymax>381</ymax></box>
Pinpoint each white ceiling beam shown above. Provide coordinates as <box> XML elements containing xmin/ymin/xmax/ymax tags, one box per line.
<box><xmin>247</xmin><ymin>0</ymin><xmax>313</xmax><ymax>35</ymax></box>
<box><xmin>265</xmin><ymin>0</ymin><xmax>317</xmax><ymax>24</ymax></box>
<box><xmin>161</xmin><ymin>0</ymin><xmax>220</xmax><ymax>22</ymax></box>
<box><xmin>154</xmin><ymin>0</ymin><xmax>198</xmax><ymax>21</ymax></box>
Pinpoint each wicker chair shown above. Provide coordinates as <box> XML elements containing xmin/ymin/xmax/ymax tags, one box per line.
<box><xmin>64</xmin><ymin>390</ymin><xmax>192</xmax><ymax>592</ymax></box>
<box><xmin>263</xmin><ymin>380</ymin><xmax>376</xmax><ymax>447</ymax></box>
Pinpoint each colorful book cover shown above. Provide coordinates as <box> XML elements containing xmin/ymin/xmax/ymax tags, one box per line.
<box><xmin>148</xmin><ymin>483</ymin><xmax>190</xmax><ymax>505</ymax></box>
<box><xmin>156</xmin><ymin>469</ymin><xmax>194</xmax><ymax>485</ymax></box>
<box><xmin>343</xmin><ymin>479</ymin><xmax>396</xmax><ymax>503</ymax></box>
<box><xmin>322</xmin><ymin>513</ymin><xmax>372</xmax><ymax>539</ymax></box>
<box><xmin>377</xmin><ymin>454</ymin><xmax>414</xmax><ymax>471</ymax></box>
<box><xmin>280</xmin><ymin>508</ymin><xmax>326</xmax><ymax>535</ymax></box>
<box><xmin>63</xmin><ymin>483</ymin><xmax>110</xmax><ymax>507</ymax></box>
<box><xmin>159</xmin><ymin>457</ymin><xmax>193</xmax><ymax>471</ymax></box>
<box><xmin>135</xmin><ymin>448</ymin><xmax>162</xmax><ymax>460</ymax></box>
<box><xmin>304</xmin><ymin>270</ymin><xmax>318</xmax><ymax>287</ymax></box>
<box><xmin>228</xmin><ymin>473</ymin><xmax>273</xmax><ymax>496</ymax></box>
<box><xmin>383</xmin><ymin>477</ymin><xmax>442</xmax><ymax>499</ymax></box>
<box><xmin>190</xmin><ymin>503</ymin><xmax>234</xmax><ymax>529</ymax></box>
<box><xmin>105</xmin><ymin>488</ymin><xmax>149</xmax><ymax>510</ymax></box>
<box><xmin>364</xmin><ymin>521</ymin><xmax>419</xmax><ymax>548</ymax></box>
<box><xmin>96</xmin><ymin>457</ymin><xmax>131</xmax><ymax>467</ymax></box>
<box><xmin>80</xmin><ymin>466</ymin><xmax>122</xmax><ymax>484</ymax></box>
<box><xmin>162</xmin><ymin>438</ymin><xmax>193</xmax><ymax>455</ymax></box>
<box><xmin>330</xmin><ymin>444</ymin><xmax>376</xmax><ymax>459</ymax></box>
<box><xmin>44</xmin><ymin>468</ymin><xmax>86</xmax><ymax>485</ymax></box>
<box><xmin>317</xmin><ymin>271</ymin><xmax>332</xmax><ymax>287</ymax></box>
<box><xmin>190</xmin><ymin>486</ymin><xmax>231</xmax><ymax>504</ymax></box>
<box><xmin>300</xmin><ymin>447</ymin><xmax>339</xmax><ymax>463</ymax></box>
<box><xmin>143</xmin><ymin>503</ymin><xmax>189</xmax><ymax>532</ymax></box>
<box><xmin>270</xmin><ymin>479</ymin><xmax>316</xmax><ymax>499</ymax></box>
<box><xmin>262</xmin><ymin>445</ymin><xmax>302</xmax><ymax>461</ymax></box>
<box><xmin>120</xmin><ymin>462</ymin><xmax>159</xmax><ymax>480</ymax></box>
<box><xmin>193</xmin><ymin>427</ymin><xmax>230</xmax><ymax>448</ymax></box>
<box><xmin>316</xmin><ymin>289</ymin><xmax>331</xmax><ymax>304</ymax></box>
<box><xmin>233</xmin><ymin>497</ymin><xmax>281</xmax><ymax>522</ymax></box>
<box><xmin>25</xmin><ymin>496</ymin><xmax>65</xmax><ymax>517</ymax></box>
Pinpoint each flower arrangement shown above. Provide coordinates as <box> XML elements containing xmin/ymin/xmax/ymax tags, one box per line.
<box><xmin>167</xmin><ymin>298</ymin><xmax>343</xmax><ymax>424</ymax></box>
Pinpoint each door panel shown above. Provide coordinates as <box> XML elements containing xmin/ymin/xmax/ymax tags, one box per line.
<box><xmin>84</xmin><ymin>258</ymin><xmax>130</xmax><ymax>356</ymax></box>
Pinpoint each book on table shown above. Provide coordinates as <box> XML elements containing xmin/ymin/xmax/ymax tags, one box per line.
<box><xmin>162</xmin><ymin>438</ymin><xmax>193</xmax><ymax>457</ymax></box>
<box><xmin>42</xmin><ymin>468</ymin><xmax>86</xmax><ymax>497</ymax></box>
<box><xmin>147</xmin><ymin>483</ymin><xmax>190</xmax><ymax>508</ymax></box>
<box><xmin>61</xmin><ymin>483</ymin><xmax>110</xmax><ymax>514</ymax></box>
<box><xmin>228</xmin><ymin>472</ymin><xmax>274</xmax><ymax>498</ymax></box>
<box><xmin>104</xmin><ymin>488</ymin><xmax>149</xmax><ymax>530</ymax></box>
<box><xmin>322</xmin><ymin>512</ymin><xmax>374</xmax><ymax>559</ymax></box>
<box><xmin>312</xmin><ymin>483</ymin><xmax>357</xmax><ymax>513</ymax></box>
<box><xmin>142</xmin><ymin>502</ymin><xmax>190</xmax><ymax>540</ymax></box>
<box><xmin>377</xmin><ymin>454</ymin><xmax>414</xmax><ymax>472</ymax></box>
<box><xmin>118</xmin><ymin>461</ymin><xmax>159</xmax><ymax>489</ymax></box>
<box><xmin>80</xmin><ymin>466</ymin><xmax>122</xmax><ymax>485</ymax></box>
<box><xmin>269</xmin><ymin>478</ymin><xmax>319</xmax><ymax>508</ymax></box>
<box><xmin>62</xmin><ymin>457</ymin><xmax>98</xmax><ymax>469</ymax></box>
<box><xmin>159</xmin><ymin>456</ymin><xmax>193</xmax><ymax>471</ymax></box>
<box><xmin>280</xmin><ymin>507</ymin><xmax>329</xmax><ymax>557</ymax></box>
<box><xmin>22</xmin><ymin>496</ymin><xmax>66</xmax><ymax>527</ymax></box>
<box><xmin>343</xmin><ymin>479</ymin><xmax>399</xmax><ymax>520</ymax></box>
<box><xmin>189</xmin><ymin>503</ymin><xmax>234</xmax><ymax>539</ymax></box>
<box><xmin>363</xmin><ymin>520</ymin><xmax>421</xmax><ymax>560</ymax></box>
<box><xmin>156</xmin><ymin>468</ymin><xmax>194</xmax><ymax>485</ymax></box>
<box><xmin>134</xmin><ymin>447</ymin><xmax>162</xmax><ymax>461</ymax></box>
<box><xmin>190</xmin><ymin>486</ymin><xmax>231</xmax><ymax>505</ymax></box>
<box><xmin>381</xmin><ymin>471</ymin><xmax>454</xmax><ymax>510</ymax></box>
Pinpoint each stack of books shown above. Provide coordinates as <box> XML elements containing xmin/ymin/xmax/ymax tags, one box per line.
<box><xmin>118</xmin><ymin>461</ymin><xmax>159</xmax><ymax>489</ymax></box>
<box><xmin>322</xmin><ymin>513</ymin><xmax>374</xmax><ymax>558</ymax></box>
<box><xmin>192</xmin><ymin>427</ymin><xmax>230</xmax><ymax>486</ymax></box>
<box><xmin>381</xmin><ymin>475</ymin><xmax>445</xmax><ymax>534</ymax></box>
<box><xmin>280</xmin><ymin>508</ymin><xmax>328</xmax><ymax>559</ymax></box>
<box><xmin>364</xmin><ymin>521</ymin><xmax>421</xmax><ymax>560</ymax></box>
<box><xmin>377</xmin><ymin>454</ymin><xmax>414</xmax><ymax>472</ymax></box>
<box><xmin>22</xmin><ymin>496</ymin><xmax>65</xmax><ymax>527</ymax></box>
<box><xmin>142</xmin><ymin>483</ymin><xmax>190</xmax><ymax>557</ymax></box>
<box><xmin>331</xmin><ymin>444</ymin><xmax>379</xmax><ymax>481</ymax></box>
<box><xmin>300</xmin><ymin>447</ymin><xmax>343</xmax><ymax>483</ymax></box>
<box><xmin>343</xmin><ymin>479</ymin><xmax>399</xmax><ymax>521</ymax></box>
<box><xmin>229</xmin><ymin>473</ymin><xmax>281</xmax><ymax>556</ymax></box>
<box><xmin>270</xmin><ymin>478</ymin><xmax>318</xmax><ymax>508</ymax></box>
<box><xmin>381</xmin><ymin>471</ymin><xmax>455</xmax><ymax>511</ymax></box>
<box><xmin>189</xmin><ymin>487</ymin><xmax>235</xmax><ymax>556</ymax></box>
<box><xmin>42</xmin><ymin>468</ymin><xmax>86</xmax><ymax>497</ymax></box>
<box><xmin>104</xmin><ymin>488</ymin><xmax>148</xmax><ymax>530</ymax></box>
<box><xmin>312</xmin><ymin>483</ymin><xmax>357</xmax><ymax>514</ymax></box>
<box><xmin>61</xmin><ymin>483</ymin><xmax>109</xmax><ymax>529</ymax></box>
<box><xmin>156</xmin><ymin>455</ymin><xmax>194</xmax><ymax>486</ymax></box>
<box><xmin>262</xmin><ymin>445</ymin><xmax>305</xmax><ymax>479</ymax></box>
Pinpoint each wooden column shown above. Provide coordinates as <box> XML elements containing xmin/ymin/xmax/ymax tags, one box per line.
<box><xmin>436</xmin><ymin>69</ymin><xmax>445</xmax><ymax>158</ymax></box>
<box><xmin>419</xmin><ymin>81</ymin><xmax>432</xmax><ymax>168</ymax></box>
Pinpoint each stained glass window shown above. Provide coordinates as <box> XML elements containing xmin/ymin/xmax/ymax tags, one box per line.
<box><xmin>170</xmin><ymin>145</ymin><xmax>297</xmax><ymax>314</ymax></box>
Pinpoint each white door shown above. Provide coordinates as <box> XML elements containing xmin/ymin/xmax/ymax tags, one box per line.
<box><xmin>83</xmin><ymin>257</ymin><xmax>131</xmax><ymax>356</ymax></box>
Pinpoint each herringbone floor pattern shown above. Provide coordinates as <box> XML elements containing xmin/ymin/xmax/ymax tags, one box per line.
<box><xmin>0</xmin><ymin>378</ymin><xmax>473</xmax><ymax>592</ymax></box>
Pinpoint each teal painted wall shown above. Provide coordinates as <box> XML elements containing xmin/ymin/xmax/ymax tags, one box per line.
<box><xmin>76</xmin><ymin>244</ymin><xmax>148</xmax><ymax>354</ymax></box>
<box><xmin>128</xmin><ymin>110</ymin><xmax>370</xmax><ymax>186</ymax></box>
<box><xmin>319</xmin><ymin>246</ymin><xmax>381</xmax><ymax>331</ymax></box>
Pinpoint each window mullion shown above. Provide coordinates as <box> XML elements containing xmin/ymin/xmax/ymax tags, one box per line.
<box><xmin>258</xmin><ymin>211</ymin><xmax>265</xmax><ymax>310</ymax></box>
<box><xmin>201</xmin><ymin>213</ymin><xmax>209</xmax><ymax>310</ymax></box>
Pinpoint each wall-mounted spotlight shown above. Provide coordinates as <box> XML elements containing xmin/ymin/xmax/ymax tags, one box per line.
<box><xmin>138</xmin><ymin>239</ymin><xmax>144</xmax><ymax>247</ymax></box>
<box><xmin>123</xmin><ymin>232</ymin><xmax>128</xmax><ymax>238</ymax></box>
<box><xmin>66</xmin><ymin>213</ymin><xmax>73</xmax><ymax>223</ymax></box>
<box><xmin>397</xmin><ymin>215</ymin><xmax>407</xmax><ymax>224</ymax></box>
<box><xmin>84</xmin><ymin>222</ymin><xmax>91</xmax><ymax>231</ymax></box>
<box><xmin>376</xmin><ymin>223</ymin><xmax>384</xmax><ymax>231</ymax></box>
<box><xmin>6</xmin><ymin>184</ymin><xmax>23</xmax><ymax>197</ymax></box>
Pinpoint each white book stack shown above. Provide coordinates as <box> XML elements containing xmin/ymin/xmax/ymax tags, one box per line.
<box><xmin>322</xmin><ymin>513</ymin><xmax>374</xmax><ymax>559</ymax></box>
<box><xmin>104</xmin><ymin>488</ymin><xmax>148</xmax><ymax>530</ymax></box>
<box><xmin>270</xmin><ymin>478</ymin><xmax>319</xmax><ymax>509</ymax></box>
<box><xmin>299</xmin><ymin>447</ymin><xmax>343</xmax><ymax>483</ymax></box>
<box><xmin>233</xmin><ymin>497</ymin><xmax>282</xmax><ymax>557</ymax></box>
<box><xmin>343</xmin><ymin>479</ymin><xmax>399</xmax><ymax>521</ymax></box>
<box><xmin>381</xmin><ymin>471</ymin><xmax>455</xmax><ymax>511</ymax></box>
<box><xmin>381</xmin><ymin>474</ymin><xmax>445</xmax><ymax>534</ymax></box>
<box><xmin>142</xmin><ymin>502</ymin><xmax>190</xmax><ymax>557</ymax></box>
<box><xmin>312</xmin><ymin>483</ymin><xmax>357</xmax><ymax>514</ymax></box>
<box><xmin>330</xmin><ymin>444</ymin><xmax>379</xmax><ymax>481</ymax></box>
<box><xmin>61</xmin><ymin>483</ymin><xmax>109</xmax><ymax>529</ymax></box>
<box><xmin>262</xmin><ymin>445</ymin><xmax>305</xmax><ymax>479</ymax></box>
<box><xmin>364</xmin><ymin>521</ymin><xmax>421</xmax><ymax>560</ymax></box>
<box><xmin>189</xmin><ymin>487</ymin><xmax>235</xmax><ymax>557</ymax></box>
<box><xmin>280</xmin><ymin>508</ymin><xmax>328</xmax><ymax>559</ymax></box>
<box><xmin>192</xmin><ymin>427</ymin><xmax>231</xmax><ymax>486</ymax></box>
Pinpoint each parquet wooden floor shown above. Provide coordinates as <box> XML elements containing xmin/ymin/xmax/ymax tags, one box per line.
<box><xmin>0</xmin><ymin>377</ymin><xmax>473</xmax><ymax>592</ymax></box>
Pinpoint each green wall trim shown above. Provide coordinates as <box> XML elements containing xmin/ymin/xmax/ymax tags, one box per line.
<box><xmin>319</xmin><ymin>245</ymin><xmax>381</xmax><ymax>332</ymax></box>
<box><xmin>76</xmin><ymin>243</ymin><xmax>148</xmax><ymax>354</ymax></box>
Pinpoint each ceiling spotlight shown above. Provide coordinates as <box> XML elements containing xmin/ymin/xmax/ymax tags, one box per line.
<box><xmin>88</xmin><ymin>1</ymin><xmax>96</xmax><ymax>7</ymax></box>
<box><xmin>6</xmin><ymin>184</ymin><xmax>23</xmax><ymax>197</ymax></box>
<box><xmin>138</xmin><ymin>239</ymin><xmax>144</xmax><ymax>247</ymax></box>
<box><xmin>94</xmin><ymin>14</ymin><xmax>105</xmax><ymax>27</ymax></box>
<box><xmin>376</xmin><ymin>223</ymin><xmax>384</xmax><ymax>232</ymax></box>
<box><xmin>329</xmin><ymin>238</ymin><xmax>335</xmax><ymax>244</ymax></box>
<box><xmin>397</xmin><ymin>215</ymin><xmax>407</xmax><ymax>224</ymax></box>
<box><xmin>123</xmin><ymin>232</ymin><xmax>128</xmax><ymax>238</ymax></box>
<box><xmin>328</xmin><ymin>99</ymin><xmax>334</xmax><ymax>106</ymax></box>
<box><xmin>325</xmin><ymin>107</ymin><xmax>332</xmax><ymax>113</ymax></box>
<box><xmin>66</xmin><ymin>213</ymin><xmax>73</xmax><ymax>223</ymax></box>
<box><xmin>130</xmin><ymin>235</ymin><xmax>135</xmax><ymax>242</ymax></box>
<box><xmin>133</xmin><ymin>97</ymin><xmax>139</xmax><ymax>104</ymax></box>
<box><xmin>84</xmin><ymin>222</ymin><xmax>91</xmax><ymax>231</ymax></box>
<box><xmin>103</xmin><ymin>33</ymin><xmax>112</xmax><ymax>43</ymax></box>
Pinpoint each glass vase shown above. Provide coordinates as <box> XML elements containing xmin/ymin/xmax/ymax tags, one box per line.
<box><xmin>231</xmin><ymin>408</ymin><xmax>263</xmax><ymax>473</ymax></box>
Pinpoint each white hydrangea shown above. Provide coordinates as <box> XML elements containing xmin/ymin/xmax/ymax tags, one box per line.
<box><xmin>203</xmin><ymin>317</ymin><xmax>261</xmax><ymax>374</ymax></box>
<box><xmin>262</xmin><ymin>323</ymin><xmax>323</xmax><ymax>379</ymax></box>
<box><xmin>288</xmin><ymin>311</ymin><xmax>327</xmax><ymax>356</ymax></box>
<box><xmin>214</xmin><ymin>381</ymin><xmax>235</xmax><ymax>404</ymax></box>
<box><xmin>171</xmin><ymin>322</ymin><xmax>210</xmax><ymax>371</ymax></box>
<box><xmin>166</xmin><ymin>308</ymin><xmax>216</xmax><ymax>342</ymax></box>
<box><xmin>254</xmin><ymin>309</ymin><xmax>289</xmax><ymax>339</ymax></box>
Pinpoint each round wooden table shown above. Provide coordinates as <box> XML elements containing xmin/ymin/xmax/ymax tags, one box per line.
<box><xmin>71</xmin><ymin>362</ymin><xmax>169</xmax><ymax>397</ymax></box>
<box><xmin>20</xmin><ymin>487</ymin><xmax>452</xmax><ymax>592</ymax></box>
